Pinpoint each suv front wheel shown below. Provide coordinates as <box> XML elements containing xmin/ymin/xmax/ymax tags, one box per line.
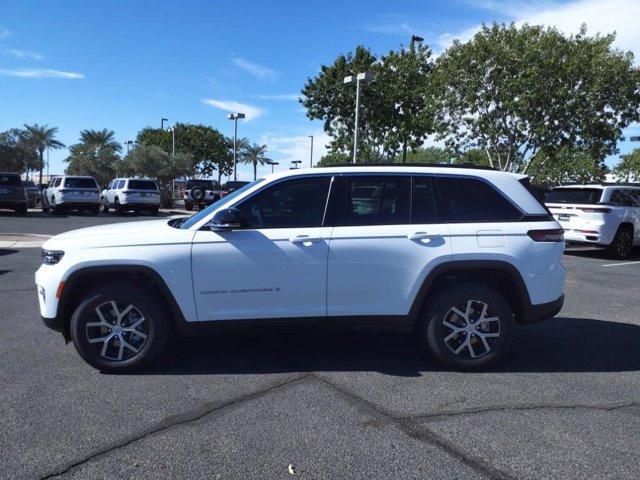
<box><xmin>70</xmin><ymin>283</ymin><xmax>169</xmax><ymax>372</ymax></box>
<box><xmin>418</xmin><ymin>282</ymin><xmax>513</xmax><ymax>371</ymax></box>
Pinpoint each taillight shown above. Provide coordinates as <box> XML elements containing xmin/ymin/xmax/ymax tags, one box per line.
<box><xmin>578</xmin><ymin>207</ymin><xmax>611</xmax><ymax>213</ymax></box>
<box><xmin>528</xmin><ymin>229</ymin><xmax>564</xmax><ymax>242</ymax></box>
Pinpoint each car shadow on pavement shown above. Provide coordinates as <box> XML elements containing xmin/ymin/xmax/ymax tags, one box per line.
<box><xmin>141</xmin><ymin>317</ymin><xmax>640</xmax><ymax>376</ymax></box>
<box><xmin>564</xmin><ymin>246</ymin><xmax>640</xmax><ymax>261</ymax></box>
<box><xmin>0</xmin><ymin>249</ymin><xmax>18</xmax><ymax>257</ymax></box>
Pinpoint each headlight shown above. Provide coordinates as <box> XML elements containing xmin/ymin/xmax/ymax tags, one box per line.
<box><xmin>42</xmin><ymin>249</ymin><xmax>65</xmax><ymax>265</ymax></box>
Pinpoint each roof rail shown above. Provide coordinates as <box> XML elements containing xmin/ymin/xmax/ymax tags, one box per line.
<box><xmin>317</xmin><ymin>162</ymin><xmax>497</xmax><ymax>171</ymax></box>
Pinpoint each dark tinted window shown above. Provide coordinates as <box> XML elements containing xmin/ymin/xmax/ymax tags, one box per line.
<box><xmin>437</xmin><ymin>176</ymin><xmax>521</xmax><ymax>222</ymax></box>
<box><xmin>187</xmin><ymin>180</ymin><xmax>216</xmax><ymax>189</ymax></box>
<box><xmin>65</xmin><ymin>177</ymin><xmax>97</xmax><ymax>188</ymax></box>
<box><xmin>343</xmin><ymin>176</ymin><xmax>410</xmax><ymax>226</ymax></box>
<box><xmin>411</xmin><ymin>176</ymin><xmax>438</xmax><ymax>223</ymax></box>
<box><xmin>128</xmin><ymin>180</ymin><xmax>157</xmax><ymax>190</ymax></box>
<box><xmin>23</xmin><ymin>180</ymin><xmax>35</xmax><ymax>187</ymax></box>
<box><xmin>0</xmin><ymin>174</ymin><xmax>22</xmax><ymax>186</ymax></box>
<box><xmin>609</xmin><ymin>189</ymin><xmax>635</xmax><ymax>207</ymax></box>
<box><xmin>545</xmin><ymin>188</ymin><xmax>603</xmax><ymax>204</ymax></box>
<box><xmin>237</xmin><ymin>177</ymin><xmax>330</xmax><ymax>228</ymax></box>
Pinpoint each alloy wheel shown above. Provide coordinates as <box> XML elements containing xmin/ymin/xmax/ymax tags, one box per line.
<box><xmin>85</xmin><ymin>301</ymin><xmax>149</xmax><ymax>362</ymax></box>
<box><xmin>617</xmin><ymin>231</ymin><xmax>632</xmax><ymax>257</ymax></box>
<box><xmin>442</xmin><ymin>300</ymin><xmax>500</xmax><ymax>359</ymax></box>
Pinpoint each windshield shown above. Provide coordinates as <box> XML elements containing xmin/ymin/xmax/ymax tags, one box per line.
<box><xmin>64</xmin><ymin>177</ymin><xmax>98</xmax><ymax>189</ymax></box>
<box><xmin>0</xmin><ymin>174</ymin><xmax>22</xmax><ymax>186</ymax></box>
<box><xmin>176</xmin><ymin>179</ymin><xmax>265</xmax><ymax>229</ymax></box>
<box><xmin>545</xmin><ymin>188</ymin><xmax>603</xmax><ymax>205</ymax></box>
<box><xmin>128</xmin><ymin>180</ymin><xmax>158</xmax><ymax>190</ymax></box>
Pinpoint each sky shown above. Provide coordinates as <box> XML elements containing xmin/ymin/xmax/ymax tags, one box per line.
<box><xmin>1</xmin><ymin>0</ymin><xmax>640</xmax><ymax>180</ymax></box>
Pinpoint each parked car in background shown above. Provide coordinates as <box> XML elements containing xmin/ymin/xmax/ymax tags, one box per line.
<box><xmin>22</xmin><ymin>180</ymin><xmax>40</xmax><ymax>208</ymax></box>
<box><xmin>42</xmin><ymin>176</ymin><xmax>100</xmax><ymax>215</ymax></box>
<box><xmin>222</xmin><ymin>180</ymin><xmax>250</xmax><ymax>194</ymax></box>
<box><xmin>545</xmin><ymin>184</ymin><xmax>640</xmax><ymax>258</ymax></box>
<box><xmin>36</xmin><ymin>164</ymin><xmax>565</xmax><ymax>372</ymax></box>
<box><xmin>101</xmin><ymin>178</ymin><xmax>160</xmax><ymax>215</ymax></box>
<box><xmin>0</xmin><ymin>172</ymin><xmax>28</xmax><ymax>215</ymax></box>
<box><xmin>183</xmin><ymin>179</ymin><xmax>219</xmax><ymax>210</ymax></box>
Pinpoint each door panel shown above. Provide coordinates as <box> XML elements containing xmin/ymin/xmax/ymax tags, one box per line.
<box><xmin>192</xmin><ymin>227</ymin><xmax>332</xmax><ymax>321</ymax></box>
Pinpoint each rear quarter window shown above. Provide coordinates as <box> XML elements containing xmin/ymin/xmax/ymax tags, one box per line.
<box><xmin>436</xmin><ymin>176</ymin><xmax>522</xmax><ymax>222</ymax></box>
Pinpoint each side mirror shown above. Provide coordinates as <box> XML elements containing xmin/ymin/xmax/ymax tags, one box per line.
<box><xmin>209</xmin><ymin>208</ymin><xmax>245</xmax><ymax>231</ymax></box>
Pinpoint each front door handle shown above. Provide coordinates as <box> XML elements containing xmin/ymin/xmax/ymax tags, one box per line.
<box><xmin>407</xmin><ymin>232</ymin><xmax>435</xmax><ymax>242</ymax></box>
<box><xmin>289</xmin><ymin>235</ymin><xmax>322</xmax><ymax>244</ymax></box>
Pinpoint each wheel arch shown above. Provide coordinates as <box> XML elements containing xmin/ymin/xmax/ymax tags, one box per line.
<box><xmin>409</xmin><ymin>260</ymin><xmax>532</xmax><ymax>326</ymax></box>
<box><xmin>57</xmin><ymin>265</ymin><xmax>186</xmax><ymax>342</ymax></box>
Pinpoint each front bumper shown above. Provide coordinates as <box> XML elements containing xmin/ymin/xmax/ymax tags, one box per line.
<box><xmin>521</xmin><ymin>295</ymin><xmax>564</xmax><ymax>324</ymax></box>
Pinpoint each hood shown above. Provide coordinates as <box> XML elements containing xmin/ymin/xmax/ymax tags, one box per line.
<box><xmin>42</xmin><ymin>219</ymin><xmax>192</xmax><ymax>251</ymax></box>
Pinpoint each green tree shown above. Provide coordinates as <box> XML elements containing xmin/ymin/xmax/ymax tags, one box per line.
<box><xmin>300</xmin><ymin>44</ymin><xmax>435</xmax><ymax>161</ymax></box>
<box><xmin>137</xmin><ymin>124</ymin><xmax>228</xmax><ymax>179</ymax></box>
<box><xmin>64</xmin><ymin>129</ymin><xmax>122</xmax><ymax>186</ymax></box>
<box><xmin>22</xmin><ymin>124</ymin><xmax>64</xmax><ymax>184</ymax></box>
<box><xmin>454</xmin><ymin>149</ymin><xmax>492</xmax><ymax>167</ymax></box>
<box><xmin>613</xmin><ymin>149</ymin><xmax>640</xmax><ymax>182</ymax></box>
<box><xmin>241</xmin><ymin>143</ymin><xmax>271</xmax><ymax>180</ymax></box>
<box><xmin>0</xmin><ymin>129</ymin><xmax>39</xmax><ymax>174</ymax></box>
<box><xmin>431</xmin><ymin>23</ymin><xmax>640</xmax><ymax>173</ymax></box>
<box><xmin>398</xmin><ymin>147</ymin><xmax>451</xmax><ymax>164</ymax></box>
<box><xmin>121</xmin><ymin>145</ymin><xmax>195</xmax><ymax>206</ymax></box>
<box><xmin>316</xmin><ymin>151</ymin><xmax>351</xmax><ymax>167</ymax></box>
<box><xmin>527</xmin><ymin>149</ymin><xmax>608</xmax><ymax>187</ymax></box>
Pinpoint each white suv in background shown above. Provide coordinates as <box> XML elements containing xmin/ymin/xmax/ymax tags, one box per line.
<box><xmin>42</xmin><ymin>176</ymin><xmax>100</xmax><ymax>215</ymax></box>
<box><xmin>101</xmin><ymin>178</ymin><xmax>160</xmax><ymax>215</ymax></box>
<box><xmin>545</xmin><ymin>184</ymin><xmax>640</xmax><ymax>258</ymax></box>
<box><xmin>36</xmin><ymin>165</ymin><xmax>565</xmax><ymax>372</ymax></box>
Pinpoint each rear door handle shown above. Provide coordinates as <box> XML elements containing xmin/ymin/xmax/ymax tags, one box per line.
<box><xmin>407</xmin><ymin>232</ymin><xmax>435</xmax><ymax>242</ymax></box>
<box><xmin>289</xmin><ymin>235</ymin><xmax>322</xmax><ymax>244</ymax></box>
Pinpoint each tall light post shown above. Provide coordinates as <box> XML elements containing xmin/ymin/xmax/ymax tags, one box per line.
<box><xmin>308</xmin><ymin>135</ymin><xmax>314</xmax><ymax>167</ymax></box>
<box><xmin>170</xmin><ymin>125</ymin><xmax>176</xmax><ymax>155</ymax></box>
<box><xmin>344</xmin><ymin>72</ymin><xmax>374</xmax><ymax>163</ymax></box>
<box><xmin>291</xmin><ymin>160</ymin><xmax>302</xmax><ymax>169</ymax></box>
<box><xmin>268</xmin><ymin>161</ymin><xmax>279</xmax><ymax>173</ymax></box>
<box><xmin>124</xmin><ymin>140</ymin><xmax>133</xmax><ymax>154</ymax></box>
<box><xmin>161</xmin><ymin>118</ymin><xmax>168</xmax><ymax>130</ymax></box>
<box><xmin>227</xmin><ymin>112</ymin><xmax>246</xmax><ymax>181</ymax></box>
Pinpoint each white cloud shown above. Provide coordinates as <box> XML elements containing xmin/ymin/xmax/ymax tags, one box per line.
<box><xmin>252</xmin><ymin>93</ymin><xmax>300</xmax><ymax>101</ymax></box>
<box><xmin>0</xmin><ymin>68</ymin><xmax>84</xmax><ymax>79</ymax></box>
<box><xmin>260</xmin><ymin>131</ymin><xmax>331</xmax><ymax>167</ymax></box>
<box><xmin>231</xmin><ymin>56</ymin><xmax>277</xmax><ymax>79</ymax></box>
<box><xmin>437</xmin><ymin>0</ymin><xmax>640</xmax><ymax>58</ymax></box>
<box><xmin>201</xmin><ymin>98</ymin><xmax>264</xmax><ymax>121</ymax></box>
<box><xmin>4</xmin><ymin>48</ymin><xmax>43</xmax><ymax>60</ymax></box>
<box><xmin>0</xmin><ymin>26</ymin><xmax>10</xmax><ymax>39</ymax></box>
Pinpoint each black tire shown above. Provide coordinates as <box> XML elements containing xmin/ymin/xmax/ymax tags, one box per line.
<box><xmin>70</xmin><ymin>283</ymin><xmax>169</xmax><ymax>372</ymax></box>
<box><xmin>42</xmin><ymin>202</ymin><xmax>49</xmax><ymax>214</ymax></box>
<box><xmin>417</xmin><ymin>282</ymin><xmax>514</xmax><ymax>371</ymax></box>
<box><xmin>101</xmin><ymin>197</ymin><xmax>110</xmax><ymax>214</ymax></box>
<box><xmin>90</xmin><ymin>205</ymin><xmax>100</xmax><ymax>216</ymax></box>
<box><xmin>15</xmin><ymin>204</ymin><xmax>28</xmax><ymax>215</ymax></box>
<box><xmin>114</xmin><ymin>198</ymin><xmax>124</xmax><ymax>215</ymax></box>
<box><xmin>184</xmin><ymin>202</ymin><xmax>193</xmax><ymax>211</ymax></box>
<box><xmin>51</xmin><ymin>199</ymin><xmax>63</xmax><ymax>215</ymax></box>
<box><xmin>607</xmin><ymin>225</ymin><xmax>634</xmax><ymax>259</ymax></box>
<box><xmin>148</xmin><ymin>206</ymin><xmax>159</xmax><ymax>216</ymax></box>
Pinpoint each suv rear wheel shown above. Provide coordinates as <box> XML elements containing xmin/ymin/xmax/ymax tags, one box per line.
<box><xmin>607</xmin><ymin>225</ymin><xmax>634</xmax><ymax>259</ymax></box>
<box><xmin>418</xmin><ymin>282</ymin><xmax>513</xmax><ymax>371</ymax></box>
<box><xmin>70</xmin><ymin>283</ymin><xmax>169</xmax><ymax>372</ymax></box>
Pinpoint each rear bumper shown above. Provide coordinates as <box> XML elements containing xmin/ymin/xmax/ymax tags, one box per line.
<box><xmin>522</xmin><ymin>295</ymin><xmax>564</xmax><ymax>324</ymax></box>
<box><xmin>58</xmin><ymin>201</ymin><xmax>100</xmax><ymax>208</ymax></box>
<box><xmin>118</xmin><ymin>202</ymin><xmax>160</xmax><ymax>208</ymax></box>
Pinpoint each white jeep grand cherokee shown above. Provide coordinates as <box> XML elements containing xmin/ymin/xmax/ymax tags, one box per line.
<box><xmin>36</xmin><ymin>165</ymin><xmax>566</xmax><ymax>372</ymax></box>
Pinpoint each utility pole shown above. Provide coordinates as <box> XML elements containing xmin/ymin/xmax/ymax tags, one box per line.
<box><xmin>309</xmin><ymin>135</ymin><xmax>314</xmax><ymax>167</ymax></box>
<box><xmin>161</xmin><ymin>118</ymin><xmax>168</xmax><ymax>130</ymax></box>
<box><xmin>344</xmin><ymin>72</ymin><xmax>374</xmax><ymax>163</ymax></box>
<box><xmin>227</xmin><ymin>112</ymin><xmax>246</xmax><ymax>181</ymax></box>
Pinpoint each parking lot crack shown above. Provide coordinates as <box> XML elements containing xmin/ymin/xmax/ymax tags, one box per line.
<box><xmin>310</xmin><ymin>373</ymin><xmax>517</xmax><ymax>480</ymax></box>
<box><xmin>399</xmin><ymin>401</ymin><xmax>640</xmax><ymax>422</ymax></box>
<box><xmin>38</xmin><ymin>373</ymin><xmax>310</xmax><ymax>480</ymax></box>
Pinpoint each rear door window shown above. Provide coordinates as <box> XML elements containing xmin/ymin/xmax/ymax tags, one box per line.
<box><xmin>436</xmin><ymin>176</ymin><xmax>522</xmax><ymax>222</ymax></box>
<box><xmin>339</xmin><ymin>176</ymin><xmax>411</xmax><ymax>226</ymax></box>
<box><xmin>411</xmin><ymin>176</ymin><xmax>439</xmax><ymax>224</ymax></box>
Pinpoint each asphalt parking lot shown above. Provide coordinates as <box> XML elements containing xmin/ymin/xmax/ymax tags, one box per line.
<box><xmin>1</xmin><ymin>212</ymin><xmax>639</xmax><ymax>479</ymax></box>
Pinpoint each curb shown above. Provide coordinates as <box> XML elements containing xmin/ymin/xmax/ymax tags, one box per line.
<box><xmin>0</xmin><ymin>233</ymin><xmax>51</xmax><ymax>249</ymax></box>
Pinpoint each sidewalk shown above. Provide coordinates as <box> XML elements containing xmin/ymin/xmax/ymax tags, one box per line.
<box><xmin>0</xmin><ymin>234</ymin><xmax>51</xmax><ymax>248</ymax></box>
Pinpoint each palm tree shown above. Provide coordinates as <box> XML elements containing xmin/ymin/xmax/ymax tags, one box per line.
<box><xmin>79</xmin><ymin>128</ymin><xmax>121</xmax><ymax>154</ymax></box>
<box><xmin>23</xmin><ymin>124</ymin><xmax>64</xmax><ymax>184</ymax></box>
<box><xmin>241</xmin><ymin>143</ymin><xmax>271</xmax><ymax>180</ymax></box>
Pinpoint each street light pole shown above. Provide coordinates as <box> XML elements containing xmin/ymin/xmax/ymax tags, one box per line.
<box><xmin>269</xmin><ymin>161</ymin><xmax>279</xmax><ymax>173</ymax></box>
<box><xmin>291</xmin><ymin>160</ymin><xmax>302</xmax><ymax>169</ymax></box>
<box><xmin>171</xmin><ymin>126</ymin><xmax>176</xmax><ymax>155</ymax></box>
<box><xmin>161</xmin><ymin>118</ymin><xmax>168</xmax><ymax>130</ymax></box>
<box><xmin>227</xmin><ymin>112</ymin><xmax>245</xmax><ymax>181</ymax></box>
<box><xmin>344</xmin><ymin>72</ymin><xmax>374</xmax><ymax>163</ymax></box>
<box><xmin>309</xmin><ymin>135</ymin><xmax>314</xmax><ymax>167</ymax></box>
